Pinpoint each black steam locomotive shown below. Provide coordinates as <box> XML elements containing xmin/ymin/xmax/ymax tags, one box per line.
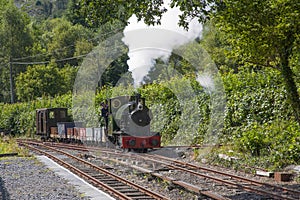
<box><xmin>107</xmin><ymin>94</ymin><xmax>161</xmax><ymax>152</ymax></box>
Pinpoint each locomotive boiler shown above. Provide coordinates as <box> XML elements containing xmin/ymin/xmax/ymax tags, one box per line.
<box><xmin>107</xmin><ymin>94</ymin><xmax>161</xmax><ymax>152</ymax></box>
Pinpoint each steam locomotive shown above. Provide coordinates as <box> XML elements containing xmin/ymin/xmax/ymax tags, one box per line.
<box><xmin>36</xmin><ymin>94</ymin><xmax>161</xmax><ymax>152</ymax></box>
<box><xmin>107</xmin><ymin>94</ymin><xmax>161</xmax><ymax>151</ymax></box>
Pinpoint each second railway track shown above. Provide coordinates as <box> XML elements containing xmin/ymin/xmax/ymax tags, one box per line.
<box><xmin>19</xmin><ymin>140</ymin><xmax>300</xmax><ymax>200</ymax></box>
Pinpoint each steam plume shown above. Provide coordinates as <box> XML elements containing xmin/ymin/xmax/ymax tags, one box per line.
<box><xmin>122</xmin><ymin>0</ymin><xmax>202</xmax><ymax>87</ymax></box>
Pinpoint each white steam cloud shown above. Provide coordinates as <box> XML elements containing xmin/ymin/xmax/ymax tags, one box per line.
<box><xmin>122</xmin><ymin>0</ymin><xmax>202</xmax><ymax>87</ymax></box>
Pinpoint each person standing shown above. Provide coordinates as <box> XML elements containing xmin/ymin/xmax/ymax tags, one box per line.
<box><xmin>100</xmin><ymin>101</ymin><xmax>109</xmax><ymax>133</ymax></box>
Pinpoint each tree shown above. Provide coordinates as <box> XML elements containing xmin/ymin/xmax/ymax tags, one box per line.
<box><xmin>40</xmin><ymin>18</ymin><xmax>95</xmax><ymax>67</ymax></box>
<box><xmin>72</xmin><ymin>0</ymin><xmax>225</xmax><ymax>29</ymax></box>
<box><xmin>0</xmin><ymin>0</ymin><xmax>33</xmax><ymax>103</ymax></box>
<box><xmin>100</xmin><ymin>54</ymin><xmax>129</xmax><ymax>87</ymax></box>
<box><xmin>68</xmin><ymin>0</ymin><xmax>169</xmax><ymax>28</ymax></box>
<box><xmin>21</xmin><ymin>0</ymin><xmax>69</xmax><ymax>20</ymax></box>
<box><xmin>15</xmin><ymin>63</ymin><xmax>77</xmax><ymax>101</ymax></box>
<box><xmin>0</xmin><ymin>1</ymin><xmax>33</xmax><ymax>61</ymax></box>
<box><xmin>64</xmin><ymin>0</ymin><xmax>300</xmax><ymax>123</ymax></box>
<box><xmin>212</xmin><ymin>0</ymin><xmax>300</xmax><ymax>124</ymax></box>
<box><xmin>65</xmin><ymin>0</ymin><xmax>90</xmax><ymax>27</ymax></box>
<box><xmin>59</xmin><ymin>64</ymin><xmax>79</xmax><ymax>94</ymax></box>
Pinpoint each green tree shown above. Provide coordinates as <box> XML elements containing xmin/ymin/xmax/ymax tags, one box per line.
<box><xmin>0</xmin><ymin>0</ymin><xmax>33</xmax><ymax>103</ymax></box>
<box><xmin>60</xmin><ymin>64</ymin><xmax>78</xmax><ymax>93</ymax></box>
<box><xmin>40</xmin><ymin>18</ymin><xmax>94</xmax><ymax>67</ymax></box>
<box><xmin>212</xmin><ymin>0</ymin><xmax>300</xmax><ymax>123</ymax></box>
<box><xmin>65</xmin><ymin>0</ymin><xmax>90</xmax><ymax>27</ymax></box>
<box><xmin>72</xmin><ymin>0</ymin><xmax>223</xmax><ymax>29</ymax></box>
<box><xmin>100</xmin><ymin>54</ymin><xmax>130</xmax><ymax>87</ymax></box>
<box><xmin>200</xmin><ymin>21</ymin><xmax>237</xmax><ymax>72</ymax></box>
<box><xmin>68</xmin><ymin>0</ymin><xmax>168</xmax><ymax>28</ymax></box>
<box><xmin>15</xmin><ymin>63</ymin><xmax>77</xmax><ymax>101</ymax></box>
<box><xmin>0</xmin><ymin>1</ymin><xmax>33</xmax><ymax>62</ymax></box>
<box><xmin>20</xmin><ymin>0</ymin><xmax>69</xmax><ymax>20</ymax></box>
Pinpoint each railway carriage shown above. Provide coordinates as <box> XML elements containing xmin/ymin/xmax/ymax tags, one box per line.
<box><xmin>36</xmin><ymin>108</ymin><xmax>70</xmax><ymax>141</ymax></box>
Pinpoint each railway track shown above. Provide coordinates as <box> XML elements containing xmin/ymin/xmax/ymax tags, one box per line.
<box><xmin>19</xmin><ymin>140</ymin><xmax>300</xmax><ymax>200</ymax></box>
<box><xmin>18</xmin><ymin>140</ymin><xmax>169</xmax><ymax>200</ymax></box>
<box><xmin>141</xmin><ymin>154</ymin><xmax>300</xmax><ymax>200</ymax></box>
<box><xmin>94</xmin><ymin>150</ymin><xmax>300</xmax><ymax>200</ymax></box>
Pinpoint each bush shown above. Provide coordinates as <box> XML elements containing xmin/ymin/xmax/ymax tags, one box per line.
<box><xmin>0</xmin><ymin>93</ymin><xmax>72</xmax><ymax>137</ymax></box>
<box><xmin>223</xmin><ymin>67</ymin><xmax>292</xmax><ymax>129</ymax></box>
<box><xmin>233</xmin><ymin>120</ymin><xmax>300</xmax><ymax>169</ymax></box>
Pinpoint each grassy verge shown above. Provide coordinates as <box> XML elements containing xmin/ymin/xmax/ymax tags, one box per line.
<box><xmin>0</xmin><ymin>136</ymin><xmax>29</xmax><ymax>157</ymax></box>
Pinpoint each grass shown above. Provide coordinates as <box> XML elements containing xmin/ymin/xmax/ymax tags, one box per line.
<box><xmin>0</xmin><ymin>136</ymin><xmax>30</xmax><ymax>157</ymax></box>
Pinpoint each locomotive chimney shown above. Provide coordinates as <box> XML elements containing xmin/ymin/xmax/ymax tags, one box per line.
<box><xmin>137</xmin><ymin>103</ymin><xmax>143</xmax><ymax>110</ymax></box>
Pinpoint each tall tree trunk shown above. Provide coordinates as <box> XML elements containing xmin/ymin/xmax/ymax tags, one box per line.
<box><xmin>280</xmin><ymin>47</ymin><xmax>300</xmax><ymax>125</ymax></box>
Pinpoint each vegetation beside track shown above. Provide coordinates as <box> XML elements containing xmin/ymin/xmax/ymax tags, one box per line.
<box><xmin>0</xmin><ymin>137</ymin><xmax>29</xmax><ymax>156</ymax></box>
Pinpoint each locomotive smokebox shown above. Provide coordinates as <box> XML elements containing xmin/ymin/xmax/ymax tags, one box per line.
<box><xmin>131</xmin><ymin>107</ymin><xmax>151</xmax><ymax>127</ymax></box>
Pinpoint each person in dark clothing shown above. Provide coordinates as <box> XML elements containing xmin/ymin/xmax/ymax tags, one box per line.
<box><xmin>100</xmin><ymin>102</ymin><xmax>109</xmax><ymax>133</ymax></box>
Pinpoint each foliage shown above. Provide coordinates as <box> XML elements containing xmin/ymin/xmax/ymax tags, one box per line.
<box><xmin>213</xmin><ymin>66</ymin><xmax>299</xmax><ymax>169</ymax></box>
<box><xmin>0</xmin><ymin>93</ymin><xmax>72</xmax><ymax>136</ymax></box>
<box><xmin>0</xmin><ymin>0</ymin><xmax>33</xmax><ymax>102</ymax></box>
<box><xmin>38</xmin><ymin>17</ymin><xmax>95</xmax><ymax>67</ymax></box>
<box><xmin>100</xmin><ymin>54</ymin><xmax>130</xmax><ymax>87</ymax></box>
<box><xmin>200</xmin><ymin>21</ymin><xmax>234</xmax><ymax>71</ymax></box>
<box><xmin>233</xmin><ymin>120</ymin><xmax>300</xmax><ymax>170</ymax></box>
<box><xmin>68</xmin><ymin>0</ymin><xmax>167</xmax><ymax>28</ymax></box>
<box><xmin>73</xmin><ymin>0</ymin><xmax>300</xmax><ymax>122</ymax></box>
<box><xmin>0</xmin><ymin>1</ymin><xmax>33</xmax><ymax>59</ymax></box>
<box><xmin>69</xmin><ymin>0</ymin><xmax>224</xmax><ymax>29</ymax></box>
<box><xmin>222</xmin><ymin>67</ymin><xmax>292</xmax><ymax>131</ymax></box>
<box><xmin>0</xmin><ymin>102</ymin><xmax>35</xmax><ymax>136</ymax></box>
<box><xmin>0</xmin><ymin>137</ymin><xmax>29</xmax><ymax>156</ymax></box>
<box><xmin>59</xmin><ymin>64</ymin><xmax>78</xmax><ymax>93</ymax></box>
<box><xmin>212</xmin><ymin>0</ymin><xmax>300</xmax><ymax>123</ymax></box>
<box><xmin>15</xmin><ymin>63</ymin><xmax>77</xmax><ymax>101</ymax></box>
<box><xmin>17</xmin><ymin>0</ymin><xmax>69</xmax><ymax>20</ymax></box>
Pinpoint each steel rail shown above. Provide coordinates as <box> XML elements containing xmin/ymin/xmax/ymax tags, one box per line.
<box><xmin>29</xmin><ymin>141</ymin><xmax>229</xmax><ymax>199</ymax></box>
<box><xmin>149</xmin><ymin>154</ymin><xmax>300</xmax><ymax>196</ymax></box>
<box><xmin>140</xmin><ymin>154</ymin><xmax>299</xmax><ymax>200</ymax></box>
<box><xmin>21</xmin><ymin>143</ymin><xmax>131</xmax><ymax>200</ymax></box>
<box><xmin>103</xmin><ymin>155</ymin><xmax>230</xmax><ymax>200</ymax></box>
<box><xmin>19</xmin><ymin>141</ymin><xmax>169</xmax><ymax>200</ymax></box>
<box><xmin>105</xmin><ymin>154</ymin><xmax>295</xmax><ymax>200</ymax></box>
<box><xmin>21</xmin><ymin>140</ymin><xmax>299</xmax><ymax>199</ymax></box>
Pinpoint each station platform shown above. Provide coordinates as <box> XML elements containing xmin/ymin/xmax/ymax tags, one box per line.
<box><xmin>36</xmin><ymin>155</ymin><xmax>115</xmax><ymax>200</ymax></box>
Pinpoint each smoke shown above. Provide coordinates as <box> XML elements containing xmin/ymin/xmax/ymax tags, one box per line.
<box><xmin>197</xmin><ymin>74</ymin><xmax>216</xmax><ymax>93</ymax></box>
<box><xmin>122</xmin><ymin>0</ymin><xmax>202</xmax><ymax>87</ymax></box>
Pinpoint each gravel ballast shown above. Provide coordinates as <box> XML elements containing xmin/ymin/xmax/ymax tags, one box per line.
<box><xmin>0</xmin><ymin>156</ymin><xmax>90</xmax><ymax>200</ymax></box>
